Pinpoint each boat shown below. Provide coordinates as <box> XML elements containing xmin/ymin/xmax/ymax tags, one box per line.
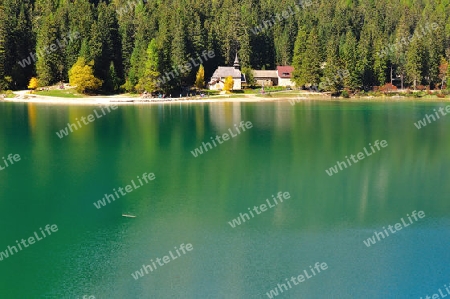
<box><xmin>122</xmin><ymin>214</ymin><xmax>136</xmax><ymax>218</ymax></box>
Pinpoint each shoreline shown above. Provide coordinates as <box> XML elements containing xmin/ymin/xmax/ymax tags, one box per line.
<box><xmin>2</xmin><ymin>92</ymin><xmax>449</xmax><ymax>105</ymax></box>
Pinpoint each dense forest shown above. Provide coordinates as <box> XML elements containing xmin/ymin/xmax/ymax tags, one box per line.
<box><xmin>0</xmin><ymin>0</ymin><xmax>449</xmax><ymax>93</ymax></box>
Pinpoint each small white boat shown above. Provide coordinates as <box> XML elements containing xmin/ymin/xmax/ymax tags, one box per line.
<box><xmin>122</xmin><ymin>214</ymin><xmax>136</xmax><ymax>218</ymax></box>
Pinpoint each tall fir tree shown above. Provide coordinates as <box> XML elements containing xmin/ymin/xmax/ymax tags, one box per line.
<box><xmin>292</xmin><ymin>28</ymin><xmax>308</xmax><ymax>86</ymax></box>
<box><xmin>136</xmin><ymin>39</ymin><xmax>160</xmax><ymax>93</ymax></box>
<box><xmin>302</xmin><ymin>28</ymin><xmax>322</xmax><ymax>87</ymax></box>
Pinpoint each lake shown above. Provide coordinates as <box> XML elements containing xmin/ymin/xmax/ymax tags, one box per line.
<box><xmin>0</xmin><ymin>99</ymin><xmax>449</xmax><ymax>299</ymax></box>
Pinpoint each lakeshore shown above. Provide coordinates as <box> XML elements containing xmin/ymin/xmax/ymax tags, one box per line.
<box><xmin>2</xmin><ymin>90</ymin><xmax>450</xmax><ymax>105</ymax></box>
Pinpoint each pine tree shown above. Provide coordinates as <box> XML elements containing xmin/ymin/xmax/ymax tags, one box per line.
<box><xmin>302</xmin><ymin>28</ymin><xmax>322</xmax><ymax>87</ymax></box>
<box><xmin>405</xmin><ymin>37</ymin><xmax>424</xmax><ymax>90</ymax></box>
<box><xmin>1</xmin><ymin>0</ymin><xmax>450</xmax><ymax>92</ymax></box>
<box><xmin>105</xmin><ymin>62</ymin><xmax>120</xmax><ymax>93</ymax></box>
<box><xmin>340</xmin><ymin>30</ymin><xmax>360</xmax><ymax>90</ymax></box>
<box><xmin>170</xmin><ymin>17</ymin><xmax>188</xmax><ymax>88</ymax></box>
<box><xmin>321</xmin><ymin>37</ymin><xmax>343</xmax><ymax>92</ymax></box>
<box><xmin>136</xmin><ymin>39</ymin><xmax>160</xmax><ymax>93</ymax></box>
<box><xmin>91</xmin><ymin>2</ymin><xmax>123</xmax><ymax>90</ymax></box>
<box><xmin>292</xmin><ymin>28</ymin><xmax>307</xmax><ymax>86</ymax></box>
<box><xmin>373</xmin><ymin>38</ymin><xmax>388</xmax><ymax>86</ymax></box>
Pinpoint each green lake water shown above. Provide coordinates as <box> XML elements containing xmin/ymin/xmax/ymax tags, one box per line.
<box><xmin>0</xmin><ymin>100</ymin><xmax>449</xmax><ymax>298</ymax></box>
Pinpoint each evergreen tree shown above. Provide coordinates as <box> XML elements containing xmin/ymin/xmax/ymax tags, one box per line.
<box><xmin>1</xmin><ymin>0</ymin><xmax>450</xmax><ymax>92</ymax></box>
<box><xmin>321</xmin><ymin>37</ymin><xmax>343</xmax><ymax>92</ymax></box>
<box><xmin>405</xmin><ymin>37</ymin><xmax>424</xmax><ymax>89</ymax></box>
<box><xmin>136</xmin><ymin>39</ymin><xmax>160</xmax><ymax>93</ymax></box>
<box><xmin>302</xmin><ymin>28</ymin><xmax>322</xmax><ymax>87</ymax></box>
<box><xmin>104</xmin><ymin>62</ymin><xmax>121</xmax><ymax>93</ymax></box>
<box><xmin>35</xmin><ymin>13</ymin><xmax>62</xmax><ymax>86</ymax></box>
<box><xmin>340</xmin><ymin>30</ymin><xmax>360</xmax><ymax>90</ymax></box>
<box><xmin>373</xmin><ymin>38</ymin><xmax>388</xmax><ymax>86</ymax></box>
<box><xmin>292</xmin><ymin>28</ymin><xmax>307</xmax><ymax>86</ymax></box>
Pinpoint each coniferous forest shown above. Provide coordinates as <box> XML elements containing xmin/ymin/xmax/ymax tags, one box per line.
<box><xmin>0</xmin><ymin>0</ymin><xmax>449</xmax><ymax>93</ymax></box>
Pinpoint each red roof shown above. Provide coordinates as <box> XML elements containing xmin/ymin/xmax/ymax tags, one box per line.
<box><xmin>277</xmin><ymin>66</ymin><xmax>294</xmax><ymax>78</ymax></box>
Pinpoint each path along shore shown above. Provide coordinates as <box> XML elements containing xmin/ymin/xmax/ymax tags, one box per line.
<box><xmin>2</xmin><ymin>90</ymin><xmax>449</xmax><ymax>105</ymax></box>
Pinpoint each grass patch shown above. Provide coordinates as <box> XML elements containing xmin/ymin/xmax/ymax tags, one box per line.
<box><xmin>121</xmin><ymin>93</ymin><xmax>140</xmax><ymax>98</ymax></box>
<box><xmin>1</xmin><ymin>90</ymin><xmax>16</xmax><ymax>98</ymax></box>
<box><xmin>242</xmin><ymin>86</ymin><xmax>288</xmax><ymax>94</ymax></box>
<box><xmin>34</xmin><ymin>89</ymin><xmax>84</xmax><ymax>98</ymax></box>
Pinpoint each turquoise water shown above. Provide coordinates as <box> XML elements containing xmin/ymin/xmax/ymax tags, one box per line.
<box><xmin>0</xmin><ymin>100</ymin><xmax>449</xmax><ymax>298</ymax></box>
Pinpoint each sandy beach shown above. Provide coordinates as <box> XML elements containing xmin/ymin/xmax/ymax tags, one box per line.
<box><xmin>1</xmin><ymin>90</ymin><xmax>314</xmax><ymax>105</ymax></box>
<box><xmin>2</xmin><ymin>90</ymin><xmax>448</xmax><ymax>105</ymax></box>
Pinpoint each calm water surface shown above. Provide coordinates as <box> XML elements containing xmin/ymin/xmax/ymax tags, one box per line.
<box><xmin>0</xmin><ymin>100</ymin><xmax>449</xmax><ymax>299</ymax></box>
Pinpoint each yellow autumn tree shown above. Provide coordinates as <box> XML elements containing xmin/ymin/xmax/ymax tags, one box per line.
<box><xmin>69</xmin><ymin>57</ymin><xmax>102</xmax><ymax>94</ymax></box>
<box><xmin>195</xmin><ymin>64</ymin><xmax>205</xmax><ymax>89</ymax></box>
<box><xmin>223</xmin><ymin>76</ymin><xmax>234</xmax><ymax>92</ymax></box>
<box><xmin>28</xmin><ymin>77</ymin><xmax>39</xmax><ymax>90</ymax></box>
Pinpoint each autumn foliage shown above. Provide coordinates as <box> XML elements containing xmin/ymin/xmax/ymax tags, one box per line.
<box><xmin>27</xmin><ymin>77</ymin><xmax>39</xmax><ymax>90</ymax></box>
<box><xmin>68</xmin><ymin>58</ymin><xmax>102</xmax><ymax>94</ymax></box>
<box><xmin>195</xmin><ymin>65</ymin><xmax>205</xmax><ymax>89</ymax></box>
<box><xmin>224</xmin><ymin>76</ymin><xmax>234</xmax><ymax>92</ymax></box>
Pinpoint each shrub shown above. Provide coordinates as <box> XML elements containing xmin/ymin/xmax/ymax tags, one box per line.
<box><xmin>28</xmin><ymin>77</ymin><xmax>39</xmax><ymax>90</ymax></box>
<box><xmin>417</xmin><ymin>85</ymin><xmax>426</xmax><ymax>91</ymax></box>
<box><xmin>342</xmin><ymin>90</ymin><xmax>350</xmax><ymax>98</ymax></box>
<box><xmin>379</xmin><ymin>83</ymin><xmax>398</xmax><ymax>92</ymax></box>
